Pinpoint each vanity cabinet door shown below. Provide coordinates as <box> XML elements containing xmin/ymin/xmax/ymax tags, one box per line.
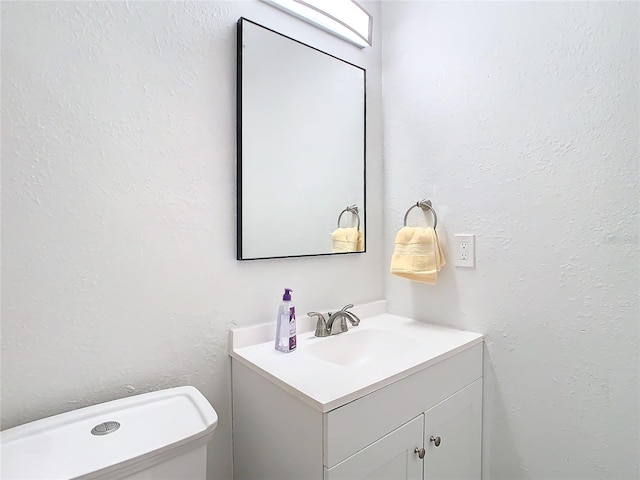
<box><xmin>325</xmin><ymin>415</ymin><xmax>424</xmax><ymax>480</ymax></box>
<box><xmin>423</xmin><ymin>379</ymin><xmax>482</xmax><ymax>480</ymax></box>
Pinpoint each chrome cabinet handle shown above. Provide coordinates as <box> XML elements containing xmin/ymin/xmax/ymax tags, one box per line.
<box><xmin>430</xmin><ymin>435</ymin><xmax>441</xmax><ymax>447</ymax></box>
<box><xmin>414</xmin><ymin>447</ymin><xmax>425</xmax><ymax>459</ymax></box>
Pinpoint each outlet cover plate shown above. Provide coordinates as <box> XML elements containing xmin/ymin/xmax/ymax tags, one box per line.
<box><xmin>454</xmin><ymin>234</ymin><xmax>475</xmax><ymax>268</ymax></box>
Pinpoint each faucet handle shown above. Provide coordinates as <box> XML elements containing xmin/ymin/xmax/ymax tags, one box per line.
<box><xmin>307</xmin><ymin>312</ymin><xmax>327</xmax><ymax>326</ymax></box>
<box><xmin>308</xmin><ymin>312</ymin><xmax>330</xmax><ymax>337</ymax></box>
<box><xmin>340</xmin><ymin>304</ymin><xmax>355</xmax><ymax>311</ymax></box>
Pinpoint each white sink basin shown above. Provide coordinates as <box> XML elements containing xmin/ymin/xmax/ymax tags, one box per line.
<box><xmin>305</xmin><ymin>328</ymin><xmax>420</xmax><ymax>366</ymax></box>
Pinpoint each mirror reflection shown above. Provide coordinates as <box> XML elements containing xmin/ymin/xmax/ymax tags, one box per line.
<box><xmin>237</xmin><ymin>18</ymin><xmax>366</xmax><ymax>260</ymax></box>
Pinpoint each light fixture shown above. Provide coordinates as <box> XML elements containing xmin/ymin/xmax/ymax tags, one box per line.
<box><xmin>261</xmin><ymin>0</ymin><xmax>372</xmax><ymax>48</ymax></box>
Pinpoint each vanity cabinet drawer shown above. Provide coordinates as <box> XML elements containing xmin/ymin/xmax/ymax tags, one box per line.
<box><xmin>323</xmin><ymin>343</ymin><xmax>482</xmax><ymax>468</ymax></box>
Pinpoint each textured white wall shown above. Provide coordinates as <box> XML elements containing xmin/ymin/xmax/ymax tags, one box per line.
<box><xmin>382</xmin><ymin>2</ymin><xmax>639</xmax><ymax>479</ymax></box>
<box><xmin>0</xmin><ymin>2</ymin><xmax>383</xmax><ymax>479</ymax></box>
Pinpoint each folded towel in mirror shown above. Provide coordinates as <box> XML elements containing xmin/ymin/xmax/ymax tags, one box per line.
<box><xmin>332</xmin><ymin>227</ymin><xmax>362</xmax><ymax>253</ymax></box>
<box><xmin>390</xmin><ymin>226</ymin><xmax>445</xmax><ymax>284</ymax></box>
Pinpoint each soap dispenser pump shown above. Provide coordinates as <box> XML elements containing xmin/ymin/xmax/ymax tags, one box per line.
<box><xmin>275</xmin><ymin>288</ymin><xmax>296</xmax><ymax>353</ymax></box>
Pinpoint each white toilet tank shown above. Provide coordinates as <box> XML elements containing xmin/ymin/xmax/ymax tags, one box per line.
<box><xmin>0</xmin><ymin>386</ymin><xmax>218</xmax><ymax>480</ymax></box>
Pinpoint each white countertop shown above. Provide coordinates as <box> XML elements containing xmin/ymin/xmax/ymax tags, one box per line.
<box><xmin>229</xmin><ymin>302</ymin><xmax>483</xmax><ymax>413</ymax></box>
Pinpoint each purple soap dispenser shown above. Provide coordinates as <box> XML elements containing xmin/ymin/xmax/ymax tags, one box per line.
<box><xmin>275</xmin><ymin>288</ymin><xmax>296</xmax><ymax>353</ymax></box>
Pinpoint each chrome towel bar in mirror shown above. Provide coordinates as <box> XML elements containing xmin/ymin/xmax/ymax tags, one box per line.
<box><xmin>337</xmin><ymin>205</ymin><xmax>361</xmax><ymax>230</ymax></box>
<box><xmin>403</xmin><ymin>199</ymin><xmax>437</xmax><ymax>229</ymax></box>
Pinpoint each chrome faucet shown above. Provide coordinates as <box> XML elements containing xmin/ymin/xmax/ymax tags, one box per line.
<box><xmin>308</xmin><ymin>304</ymin><xmax>361</xmax><ymax>337</ymax></box>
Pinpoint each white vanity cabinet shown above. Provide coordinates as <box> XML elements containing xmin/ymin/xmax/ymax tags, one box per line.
<box><xmin>231</xmin><ymin>329</ymin><xmax>483</xmax><ymax>480</ymax></box>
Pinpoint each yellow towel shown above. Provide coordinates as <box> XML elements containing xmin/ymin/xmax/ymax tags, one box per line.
<box><xmin>390</xmin><ymin>227</ymin><xmax>445</xmax><ymax>284</ymax></box>
<box><xmin>332</xmin><ymin>227</ymin><xmax>361</xmax><ymax>253</ymax></box>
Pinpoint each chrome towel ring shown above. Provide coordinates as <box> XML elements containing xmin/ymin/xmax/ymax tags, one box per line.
<box><xmin>403</xmin><ymin>199</ymin><xmax>437</xmax><ymax>229</ymax></box>
<box><xmin>337</xmin><ymin>205</ymin><xmax>361</xmax><ymax>230</ymax></box>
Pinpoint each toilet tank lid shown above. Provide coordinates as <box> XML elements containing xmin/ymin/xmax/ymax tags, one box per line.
<box><xmin>0</xmin><ymin>386</ymin><xmax>218</xmax><ymax>480</ymax></box>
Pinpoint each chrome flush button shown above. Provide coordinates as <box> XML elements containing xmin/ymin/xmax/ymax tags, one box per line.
<box><xmin>91</xmin><ymin>421</ymin><xmax>120</xmax><ymax>436</ymax></box>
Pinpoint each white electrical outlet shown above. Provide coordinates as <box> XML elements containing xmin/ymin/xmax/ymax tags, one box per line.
<box><xmin>454</xmin><ymin>234</ymin><xmax>475</xmax><ymax>268</ymax></box>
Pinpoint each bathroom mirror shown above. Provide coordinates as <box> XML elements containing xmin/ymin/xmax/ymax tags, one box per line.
<box><xmin>237</xmin><ymin>18</ymin><xmax>366</xmax><ymax>260</ymax></box>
